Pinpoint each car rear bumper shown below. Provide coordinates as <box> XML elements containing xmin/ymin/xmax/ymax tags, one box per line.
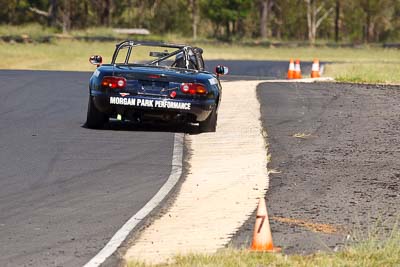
<box><xmin>91</xmin><ymin>93</ymin><xmax>216</xmax><ymax>122</ymax></box>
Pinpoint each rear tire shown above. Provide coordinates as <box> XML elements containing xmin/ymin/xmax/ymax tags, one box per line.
<box><xmin>86</xmin><ymin>96</ymin><xmax>108</xmax><ymax>129</ymax></box>
<box><xmin>199</xmin><ymin>108</ymin><xmax>217</xmax><ymax>132</ymax></box>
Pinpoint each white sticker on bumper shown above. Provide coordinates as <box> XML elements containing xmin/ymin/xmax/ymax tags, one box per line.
<box><xmin>110</xmin><ymin>97</ymin><xmax>191</xmax><ymax>110</ymax></box>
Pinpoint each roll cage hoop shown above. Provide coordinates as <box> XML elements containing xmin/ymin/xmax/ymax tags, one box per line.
<box><xmin>111</xmin><ymin>40</ymin><xmax>204</xmax><ymax>71</ymax></box>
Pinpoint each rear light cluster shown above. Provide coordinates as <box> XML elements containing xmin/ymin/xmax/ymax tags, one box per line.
<box><xmin>101</xmin><ymin>76</ymin><xmax>127</xmax><ymax>89</ymax></box>
<box><xmin>180</xmin><ymin>83</ymin><xmax>207</xmax><ymax>95</ymax></box>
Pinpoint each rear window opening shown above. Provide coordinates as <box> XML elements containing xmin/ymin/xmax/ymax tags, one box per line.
<box><xmin>112</xmin><ymin>41</ymin><xmax>204</xmax><ymax>71</ymax></box>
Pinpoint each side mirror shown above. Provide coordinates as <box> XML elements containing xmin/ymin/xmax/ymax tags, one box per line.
<box><xmin>215</xmin><ymin>65</ymin><xmax>229</xmax><ymax>75</ymax></box>
<box><xmin>89</xmin><ymin>55</ymin><xmax>102</xmax><ymax>66</ymax></box>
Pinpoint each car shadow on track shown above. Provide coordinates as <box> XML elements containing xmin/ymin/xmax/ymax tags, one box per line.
<box><xmin>82</xmin><ymin>121</ymin><xmax>202</xmax><ymax>135</ymax></box>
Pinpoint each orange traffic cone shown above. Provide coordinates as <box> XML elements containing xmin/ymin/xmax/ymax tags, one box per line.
<box><xmin>311</xmin><ymin>58</ymin><xmax>321</xmax><ymax>78</ymax></box>
<box><xmin>287</xmin><ymin>58</ymin><xmax>295</xmax><ymax>79</ymax></box>
<box><xmin>250</xmin><ymin>198</ymin><xmax>281</xmax><ymax>252</ymax></box>
<box><xmin>294</xmin><ymin>59</ymin><xmax>302</xmax><ymax>79</ymax></box>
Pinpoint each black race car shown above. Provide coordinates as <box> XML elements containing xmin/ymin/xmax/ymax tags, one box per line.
<box><xmin>86</xmin><ymin>40</ymin><xmax>228</xmax><ymax>132</ymax></box>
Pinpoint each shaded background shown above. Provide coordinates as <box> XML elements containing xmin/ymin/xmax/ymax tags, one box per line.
<box><xmin>1</xmin><ymin>0</ymin><xmax>399</xmax><ymax>44</ymax></box>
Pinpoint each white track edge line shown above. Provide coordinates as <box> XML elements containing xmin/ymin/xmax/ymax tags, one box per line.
<box><xmin>83</xmin><ymin>133</ymin><xmax>184</xmax><ymax>267</ymax></box>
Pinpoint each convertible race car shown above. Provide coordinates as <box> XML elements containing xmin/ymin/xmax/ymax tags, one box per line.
<box><xmin>86</xmin><ymin>40</ymin><xmax>228</xmax><ymax>132</ymax></box>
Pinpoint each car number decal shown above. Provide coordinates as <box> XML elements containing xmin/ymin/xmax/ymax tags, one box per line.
<box><xmin>208</xmin><ymin>77</ymin><xmax>218</xmax><ymax>85</ymax></box>
<box><xmin>109</xmin><ymin>97</ymin><xmax>191</xmax><ymax>110</ymax></box>
<box><xmin>93</xmin><ymin>69</ymin><xmax>100</xmax><ymax>77</ymax></box>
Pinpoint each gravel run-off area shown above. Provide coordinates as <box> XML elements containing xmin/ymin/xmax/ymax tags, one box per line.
<box><xmin>231</xmin><ymin>82</ymin><xmax>400</xmax><ymax>254</ymax></box>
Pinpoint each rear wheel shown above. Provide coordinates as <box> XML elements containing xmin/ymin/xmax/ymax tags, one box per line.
<box><xmin>86</xmin><ymin>96</ymin><xmax>108</xmax><ymax>129</ymax></box>
<box><xmin>199</xmin><ymin>108</ymin><xmax>217</xmax><ymax>132</ymax></box>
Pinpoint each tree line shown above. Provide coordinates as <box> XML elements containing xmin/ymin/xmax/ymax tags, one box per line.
<box><xmin>1</xmin><ymin>0</ymin><xmax>399</xmax><ymax>43</ymax></box>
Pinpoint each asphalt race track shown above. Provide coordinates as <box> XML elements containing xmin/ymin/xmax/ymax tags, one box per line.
<box><xmin>0</xmin><ymin>61</ymin><xmax>316</xmax><ymax>266</ymax></box>
<box><xmin>207</xmin><ymin>60</ymin><xmax>313</xmax><ymax>79</ymax></box>
<box><xmin>0</xmin><ymin>60</ymin><xmax>292</xmax><ymax>267</ymax></box>
<box><xmin>0</xmin><ymin>70</ymin><xmax>176</xmax><ymax>267</ymax></box>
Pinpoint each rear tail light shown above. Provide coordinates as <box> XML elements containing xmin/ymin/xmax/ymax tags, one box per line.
<box><xmin>101</xmin><ymin>76</ymin><xmax>127</xmax><ymax>89</ymax></box>
<box><xmin>180</xmin><ymin>83</ymin><xmax>208</xmax><ymax>95</ymax></box>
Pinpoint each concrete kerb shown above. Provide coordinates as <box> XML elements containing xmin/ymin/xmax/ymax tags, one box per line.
<box><xmin>124</xmin><ymin>80</ymin><xmax>270</xmax><ymax>265</ymax></box>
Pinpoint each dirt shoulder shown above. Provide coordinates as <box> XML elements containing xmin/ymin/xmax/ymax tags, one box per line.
<box><xmin>231</xmin><ymin>82</ymin><xmax>400</xmax><ymax>254</ymax></box>
<box><xmin>124</xmin><ymin>81</ymin><xmax>269</xmax><ymax>264</ymax></box>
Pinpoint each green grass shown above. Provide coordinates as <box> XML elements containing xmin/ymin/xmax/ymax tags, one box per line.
<box><xmin>0</xmin><ymin>23</ymin><xmax>57</xmax><ymax>40</ymax></box>
<box><xmin>0</xmin><ymin>40</ymin><xmax>115</xmax><ymax>71</ymax></box>
<box><xmin>0</xmin><ymin>23</ymin><xmax>184</xmax><ymax>43</ymax></box>
<box><xmin>199</xmin><ymin>44</ymin><xmax>400</xmax><ymax>63</ymax></box>
<box><xmin>127</xmin><ymin>229</ymin><xmax>400</xmax><ymax>267</ymax></box>
<box><xmin>324</xmin><ymin>63</ymin><xmax>400</xmax><ymax>84</ymax></box>
<box><xmin>0</xmin><ymin>37</ymin><xmax>400</xmax><ymax>83</ymax></box>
